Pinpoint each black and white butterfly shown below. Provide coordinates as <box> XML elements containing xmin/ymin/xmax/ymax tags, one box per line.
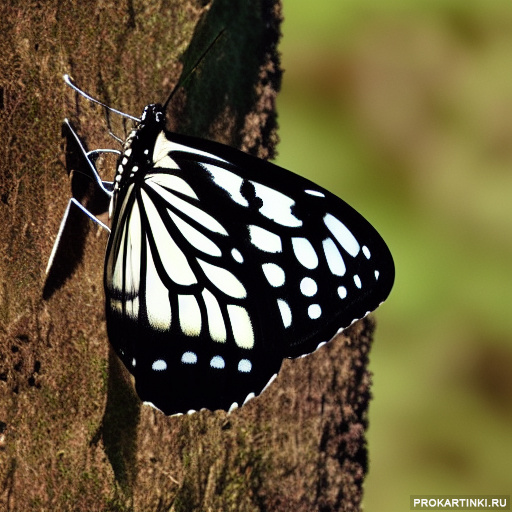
<box><xmin>47</xmin><ymin>74</ymin><xmax>394</xmax><ymax>416</ymax></box>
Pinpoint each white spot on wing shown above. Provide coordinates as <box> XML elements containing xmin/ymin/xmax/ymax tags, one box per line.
<box><xmin>305</xmin><ymin>189</ymin><xmax>325</xmax><ymax>197</ymax></box>
<box><xmin>178</xmin><ymin>294</ymin><xmax>202</xmax><ymax>336</ymax></box>
<box><xmin>231</xmin><ymin>248</ymin><xmax>243</xmax><ymax>263</ymax></box>
<box><xmin>181</xmin><ymin>351</ymin><xmax>198</xmax><ymax>364</ymax></box>
<box><xmin>152</xmin><ymin>359</ymin><xmax>167</xmax><ymax>371</ymax></box>
<box><xmin>308</xmin><ymin>304</ymin><xmax>322</xmax><ymax>319</ymax></box>
<box><xmin>277</xmin><ymin>299</ymin><xmax>292</xmax><ymax>328</ymax></box>
<box><xmin>324</xmin><ymin>213</ymin><xmax>360</xmax><ymax>257</ymax></box>
<box><xmin>300</xmin><ymin>277</ymin><xmax>317</xmax><ymax>297</ymax></box>
<box><xmin>238</xmin><ymin>359</ymin><xmax>252</xmax><ymax>373</ymax></box>
<box><xmin>201</xmin><ymin>288</ymin><xmax>227</xmax><ymax>343</ymax></box>
<box><xmin>322</xmin><ymin>238</ymin><xmax>346</xmax><ymax>276</ymax></box>
<box><xmin>227</xmin><ymin>305</ymin><xmax>254</xmax><ymax>349</ymax></box>
<box><xmin>248</xmin><ymin>225</ymin><xmax>282</xmax><ymax>253</ymax></box>
<box><xmin>250</xmin><ymin>182</ymin><xmax>302</xmax><ymax>227</ymax></box>
<box><xmin>210</xmin><ymin>355</ymin><xmax>225</xmax><ymax>369</ymax></box>
<box><xmin>362</xmin><ymin>245</ymin><xmax>371</xmax><ymax>259</ymax></box>
<box><xmin>197</xmin><ymin>259</ymin><xmax>246</xmax><ymax>299</ymax></box>
<box><xmin>292</xmin><ymin>237</ymin><xmax>318</xmax><ymax>269</ymax></box>
<box><xmin>338</xmin><ymin>286</ymin><xmax>347</xmax><ymax>299</ymax></box>
<box><xmin>262</xmin><ymin>263</ymin><xmax>285</xmax><ymax>287</ymax></box>
<box><xmin>375</xmin><ymin>270</ymin><xmax>380</xmax><ymax>280</ymax></box>
<box><xmin>354</xmin><ymin>275</ymin><xmax>362</xmax><ymax>288</ymax></box>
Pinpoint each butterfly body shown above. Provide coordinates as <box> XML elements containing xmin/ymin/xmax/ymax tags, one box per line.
<box><xmin>47</xmin><ymin>78</ymin><xmax>394</xmax><ymax>415</ymax></box>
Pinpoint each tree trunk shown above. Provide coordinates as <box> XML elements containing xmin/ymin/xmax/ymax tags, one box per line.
<box><xmin>0</xmin><ymin>1</ymin><xmax>374</xmax><ymax>510</ymax></box>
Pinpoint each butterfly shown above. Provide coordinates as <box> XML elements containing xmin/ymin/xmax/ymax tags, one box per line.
<box><xmin>46</xmin><ymin>74</ymin><xmax>394</xmax><ymax>416</ymax></box>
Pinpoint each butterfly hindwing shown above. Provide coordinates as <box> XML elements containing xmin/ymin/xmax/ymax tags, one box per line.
<box><xmin>102</xmin><ymin>105</ymin><xmax>394</xmax><ymax>415</ymax></box>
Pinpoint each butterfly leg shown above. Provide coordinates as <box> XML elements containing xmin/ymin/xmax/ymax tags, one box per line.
<box><xmin>44</xmin><ymin>121</ymin><xmax>116</xmax><ymax>297</ymax></box>
<box><xmin>46</xmin><ymin>197</ymin><xmax>110</xmax><ymax>273</ymax></box>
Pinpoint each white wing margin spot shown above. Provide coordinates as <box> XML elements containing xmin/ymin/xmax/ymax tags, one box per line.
<box><xmin>152</xmin><ymin>359</ymin><xmax>167</xmax><ymax>371</ymax></box>
<box><xmin>305</xmin><ymin>189</ymin><xmax>325</xmax><ymax>198</ymax></box>
<box><xmin>238</xmin><ymin>359</ymin><xmax>252</xmax><ymax>373</ymax></box>
<box><xmin>182</xmin><ymin>351</ymin><xmax>198</xmax><ymax>364</ymax></box>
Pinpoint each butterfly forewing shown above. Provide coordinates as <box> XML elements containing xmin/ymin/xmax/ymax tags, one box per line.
<box><xmin>103</xmin><ymin>106</ymin><xmax>394</xmax><ymax>415</ymax></box>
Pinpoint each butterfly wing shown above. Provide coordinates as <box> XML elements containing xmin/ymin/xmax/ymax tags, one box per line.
<box><xmin>104</xmin><ymin>128</ymin><xmax>394</xmax><ymax>415</ymax></box>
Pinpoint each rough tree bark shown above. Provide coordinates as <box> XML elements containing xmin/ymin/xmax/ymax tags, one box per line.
<box><xmin>0</xmin><ymin>1</ymin><xmax>375</xmax><ymax>510</ymax></box>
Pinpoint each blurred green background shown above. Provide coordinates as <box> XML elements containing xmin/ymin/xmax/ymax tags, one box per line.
<box><xmin>275</xmin><ymin>1</ymin><xmax>512</xmax><ymax>510</ymax></box>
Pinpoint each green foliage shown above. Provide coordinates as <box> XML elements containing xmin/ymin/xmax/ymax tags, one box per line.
<box><xmin>277</xmin><ymin>1</ymin><xmax>512</xmax><ymax>511</ymax></box>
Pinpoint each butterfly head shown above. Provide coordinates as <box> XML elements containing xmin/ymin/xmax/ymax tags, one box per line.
<box><xmin>109</xmin><ymin>104</ymin><xmax>168</xmax><ymax>220</ymax></box>
<box><xmin>140</xmin><ymin>103</ymin><xmax>166</xmax><ymax>128</ymax></box>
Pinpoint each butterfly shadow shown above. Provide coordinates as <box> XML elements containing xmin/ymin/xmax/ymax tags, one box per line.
<box><xmin>90</xmin><ymin>349</ymin><xmax>141</xmax><ymax>499</ymax></box>
<box><xmin>43</xmin><ymin>120</ymin><xmax>112</xmax><ymax>300</ymax></box>
<box><xmin>44</xmin><ymin>121</ymin><xmax>141</xmax><ymax>493</ymax></box>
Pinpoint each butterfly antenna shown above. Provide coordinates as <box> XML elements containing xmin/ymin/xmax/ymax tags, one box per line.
<box><xmin>162</xmin><ymin>29</ymin><xmax>226</xmax><ymax>112</ymax></box>
<box><xmin>63</xmin><ymin>74</ymin><xmax>140</xmax><ymax>122</ymax></box>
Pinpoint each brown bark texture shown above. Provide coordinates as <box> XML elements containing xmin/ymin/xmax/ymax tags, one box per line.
<box><xmin>0</xmin><ymin>1</ymin><xmax>375</xmax><ymax>510</ymax></box>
